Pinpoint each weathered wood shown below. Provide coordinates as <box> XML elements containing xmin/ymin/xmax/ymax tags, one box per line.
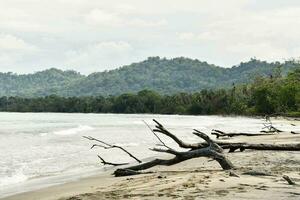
<box><xmin>243</xmin><ymin>170</ymin><xmax>272</xmax><ymax>176</ymax></box>
<box><xmin>283</xmin><ymin>175</ymin><xmax>296</xmax><ymax>185</ymax></box>
<box><xmin>194</xmin><ymin>141</ymin><xmax>300</xmax><ymax>152</ymax></box>
<box><xmin>97</xmin><ymin>155</ymin><xmax>128</xmax><ymax>166</ymax></box>
<box><xmin>220</xmin><ymin>143</ymin><xmax>300</xmax><ymax>152</ymax></box>
<box><xmin>229</xmin><ymin>170</ymin><xmax>240</xmax><ymax>177</ymax></box>
<box><xmin>291</xmin><ymin>131</ymin><xmax>300</xmax><ymax>134</ymax></box>
<box><xmin>114</xmin><ymin>169</ymin><xmax>144</xmax><ymax>177</ymax></box>
<box><xmin>83</xmin><ymin>136</ymin><xmax>142</xmax><ymax>163</ymax></box>
<box><xmin>261</xmin><ymin>122</ymin><xmax>282</xmax><ymax>133</ymax></box>
<box><xmin>112</xmin><ymin>120</ymin><xmax>234</xmax><ymax>176</ymax></box>
<box><xmin>85</xmin><ymin>118</ymin><xmax>300</xmax><ymax>178</ymax></box>
<box><xmin>211</xmin><ymin>129</ymin><xmax>274</xmax><ymax>138</ymax></box>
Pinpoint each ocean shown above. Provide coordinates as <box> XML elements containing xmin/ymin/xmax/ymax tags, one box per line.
<box><xmin>0</xmin><ymin>112</ymin><xmax>293</xmax><ymax>198</ymax></box>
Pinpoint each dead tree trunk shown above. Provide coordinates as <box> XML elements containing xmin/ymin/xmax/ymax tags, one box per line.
<box><xmin>221</xmin><ymin>143</ymin><xmax>300</xmax><ymax>153</ymax></box>
<box><xmin>211</xmin><ymin>129</ymin><xmax>274</xmax><ymax>138</ymax></box>
<box><xmin>187</xmin><ymin>141</ymin><xmax>300</xmax><ymax>152</ymax></box>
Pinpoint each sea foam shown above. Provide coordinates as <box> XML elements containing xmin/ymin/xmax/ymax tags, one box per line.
<box><xmin>0</xmin><ymin>170</ymin><xmax>28</xmax><ymax>187</ymax></box>
<box><xmin>49</xmin><ymin>125</ymin><xmax>94</xmax><ymax>136</ymax></box>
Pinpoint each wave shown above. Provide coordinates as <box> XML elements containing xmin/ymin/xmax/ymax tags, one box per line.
<box><xmin>40</xmin><ymin>125</ymin><xmax>94</xmax><ymax>136</ymax></box>
<box><xmin>53</xmin><ymin>125</ymin><xmax>94</xmax><ymax>136</ymax></box>
<box><xmin>0</xmin><ymin>170</ymin><xmax>28</xmax><ymax>187</ymax></box>
<box><xmin>113</xmin><ymin>142</ymin><xmax>140</xmax><ymax>147</ymax></box>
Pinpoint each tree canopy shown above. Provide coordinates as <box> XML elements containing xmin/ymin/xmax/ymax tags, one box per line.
<box><xmin>1</xmin><ymin>68</ymin><xmax>299</xmax><ymax>116</ymax></box>
<box><xmin>0</xmin><ymin>57</ymin><xmax>298</xmax><ymax>97</ymax></box>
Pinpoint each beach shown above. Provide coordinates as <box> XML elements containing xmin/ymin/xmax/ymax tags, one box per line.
<box><xmin>3</xmin><ymin>117</ymin><xmax>300</xmax><ymax>200</ymax></box>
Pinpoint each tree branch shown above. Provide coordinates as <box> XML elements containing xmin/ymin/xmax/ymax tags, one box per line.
<box><xmin>97</xmin><ymin>155</ymin><xmax>129</xmax><ymax>166</ymax></box>
<box><xmin>83</xmin><ymin>136</ymin><xmax>142</xmax><ymax>163</ymax></box>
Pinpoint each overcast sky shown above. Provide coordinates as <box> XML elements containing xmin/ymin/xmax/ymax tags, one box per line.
<box><xmin>0</xmin><ymin>0</ymin><xmax>300</xmax><ymax>74</ymax></box>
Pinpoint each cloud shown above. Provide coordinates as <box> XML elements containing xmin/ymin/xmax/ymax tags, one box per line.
<box><xmin>64</xmin><ymin>41</ymin><xmax>135</xmax><ymax>73</ymax></box>
<box><xmin>1</xmin><ymin>0</ymin><xmax>300</xmax><ymax>73</ymax></box>
<box><xmin>177</xmin><ymin>32</ymin><xmax>196</xmax><ymax>40</ymax></box>
<box><xmin>85</xmin><ymin>9</ymin><xmax>167</xmax><ymax>27</ymax></box>
<box><xmin>0</xmin><ymin>34</ymin><xmax>37</xmax><ymax>51</ymax></box>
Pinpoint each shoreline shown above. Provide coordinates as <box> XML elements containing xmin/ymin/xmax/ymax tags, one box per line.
<box><xmin>1</xmin><ymin>117</ymin><xmax>299</xmax><ymax>200</ymax></box>
<box><xmin>3</xmin><ymin>129</ymin><xmax>300</xmax><ymax>200</ymax></box>
<box><xmin>0</xmin><ymin>111</ymin><xmax>299</xmax><ymax>119</ymax></box>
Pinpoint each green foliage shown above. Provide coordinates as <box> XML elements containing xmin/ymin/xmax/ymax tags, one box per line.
<box><xmin>0</xmin><ymin>68</ymin><xmax>299</xmax><ymax>116</ymax></box>
<box><xmin>0</xmin><ymin>57</ymin><xmax>298</xmax><ymax>97</ymax></box>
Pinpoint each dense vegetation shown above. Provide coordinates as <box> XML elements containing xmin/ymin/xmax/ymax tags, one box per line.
<box><xmin>0</xmin><ymin>57</ymin><xmax>298</xmax><ymax>97</ymax></box>
<box><xmin>0</xmin><ymin>68</ymin><xmax>83</xmax><ymax>97</ymax></box>
<box><xmin>1</xmin><ymin>68</ymin><xmax>299</xmax><ymax>116</ymax></box>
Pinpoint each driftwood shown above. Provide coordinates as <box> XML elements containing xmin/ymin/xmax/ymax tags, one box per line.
<box><xmin>291</xmin><ymin>131</ymin><xmax>300</xmax><ymax>134</ymax></box>
<box><xmin>220</xmin><ymin>143</ymin><xmax>300</xmax><ymax>153</ymax></box>
<box><xmin>193</xmin><ymin>141</ymin><xmax>300</xmax><ymax>153</ymax></box>
<box><xmin>112</xmin><ymin>120</ymin><xmax>234</xmax><ymax>176</ymax></box>
<box><xmin>84</xmin><ymin>119</ymin><xmax>300</xmax><ymax>177</ymax></box>
<box><xmin>283</xmin><ymin>175</ymin><xmax>296</xmax><ymax>185</ymax></box>
<box><xmin>97</xmin><ymin>155</ymin><xmax>129</xmax><ymax>166</ymax></box>
<box><xmin>83</xmin><ymin>136</ymin><xmax>142</xmax><ymax>164</ymax></box>
<box><xmin>211</xmin><ymin>129</ymin><xmax>274</xmax><ymax>138</ymax></box>
<box><xmin>261</xmin><ymin>118</ymin><xmax>283</xmax><ymax>133</ymax></box>
<box><xmin>84</xmin><ymin>119</ymin><xmax>234</xmax><ymax>176</ymax></box>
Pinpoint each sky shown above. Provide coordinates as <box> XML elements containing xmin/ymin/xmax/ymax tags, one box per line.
<box><xmin>0</xmin><ymin>0</ymin><xmax>300</xmax><ymax>74</ymax></box>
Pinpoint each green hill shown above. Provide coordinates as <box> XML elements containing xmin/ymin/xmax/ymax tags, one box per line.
<box><xmin>0</xmin><ymin>57</ymin><xmax>298</xmax><ymax>97</ymax></box>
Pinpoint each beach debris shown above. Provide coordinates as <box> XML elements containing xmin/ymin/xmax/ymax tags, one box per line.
<box><xmin>282</xmin><ymin>175</ymin><xmax>296</xmax><ymax>185</ymax></box>
<box><xmin>157</xmin><ymin>175</ymin><xmax>166</xmax><ymax>179</ymax></box>
<box><xmin>114</xmin><ymin>169</ymin><xmax>144</xmax><ymax>177</ymax></box>
<box><xmin>84</xmin><ymin>118</ymin><xmax>300</xmax><ymax>177</ymax></box>
<box><xmin>211</xmin><ymin>129</ymin><xmax>274</xmax><ymax>139</ymax></box>
<box><xmin>242</xmin><ymin>170</ymin><xmax>272</xmax><ymax>176</ymax></box>
<box><xmin>261</xmin><ymin>117</ymin><xmax>283</xmax><ymax>133</ymax></box>
<box><xmin>229</xmin><ymin>170</ymin><xmax>240</xmax><ymax>177</ymax></box>
<box><xmin>192</xmin><ymin>141</ymin><xmax>300</xmax><ymax>153</ymax></box>
<box><xmin>83</xmin><ymin>136</ymin><xmax>142</xmax><ymax>164</ymax></box>
<box><xmin>291</xmin><ymin>131</ymin><xmax>300</xmax><ymax>134</ymax></box>
<box><xmin>222</xmin><ymin>143</ymin><xmax>300</xmax><ymax>153</ymax></box>
<box><xmin>112</xmin><ymin>119</ymin><xmax>234</xmax><ymax>176</ymax></box>
<box><xmin>97</xmin><ymin>155</ymin><xmax>129</xmax><ymax>166</ymax></box>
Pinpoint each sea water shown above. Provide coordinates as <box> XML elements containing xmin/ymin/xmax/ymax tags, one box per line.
<box><xmin>0</xmin><ymin>113</ymin><xmax>295</xmax><ymax>198</ymax></box>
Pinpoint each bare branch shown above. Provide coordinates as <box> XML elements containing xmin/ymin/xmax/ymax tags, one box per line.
<box><xmin>193</xmin><ymin>129</ymin><xmax>223</xmax><ymax>153</ymax></box>
<box><xmin>192</xmin><ymin>129</ymin><xmax>212</xmax><ymax>144</ymax></box>
<box><xmin>282</xmin><ymin>175</ymin><xmax>296</xmax><ymax>185</ymax></box>
<box><xmin>84</xmin><ymin>136</ymin><xmax>142</xmax><ymax>163</ymax></box>
<box><xmin>142</xmin><ymin>120</ymin><xmax>171</xmax><ymax>149</ymax></box>
<box><xmin>97</xmin><ymin>155</ymin><xmax>128</xmax><ymax>166</ymax></box>
<box><xmin>150</xmin><ymin>147</ymin><xmax>182</xmax><ymax>156</ymax></box>
<box><xmin>152</xmin><ymin>119</ymin><xmax>200</xmax><ymax>149</ymax></box>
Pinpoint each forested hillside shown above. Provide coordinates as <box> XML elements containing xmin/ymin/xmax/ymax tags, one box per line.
<box><xmin>0</xmin><ymin>57</ymin><xmax>298</xmax><ymax>97</ymax></box>
<box><xmin>0</xmin><ymin>68</ymin><xmax>83</xmax><ymax>96</ymax></box>
<box><xmin>1</xmin><ymin>68</ymin><xmax>299</xmax><ymax>116</ymax></box>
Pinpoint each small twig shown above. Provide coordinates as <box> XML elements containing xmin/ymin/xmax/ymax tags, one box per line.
<box><xmin>84</xmin><ymin>136</ymin><xmax>142</xmax><ymax>163</ymax></box>
<box><xmin>143</xmin><ymin>120</ymin><xmax>171</xmax><ymax>149</ymax></box>
<box><xmin>97</xmin><ymin>155</ymin><xmax>128</xmax><ymax>166</ymax></box>
<box><xmin>283</xmin><ymin>175</ymin><xmax>296</xmax><ymax>185</ymax></box>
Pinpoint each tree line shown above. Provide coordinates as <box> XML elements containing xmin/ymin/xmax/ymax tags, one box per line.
<box><xmin>0</xmin><ymin>68</ymin><xmax>299</xmax><ymax>116</ymax></box>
